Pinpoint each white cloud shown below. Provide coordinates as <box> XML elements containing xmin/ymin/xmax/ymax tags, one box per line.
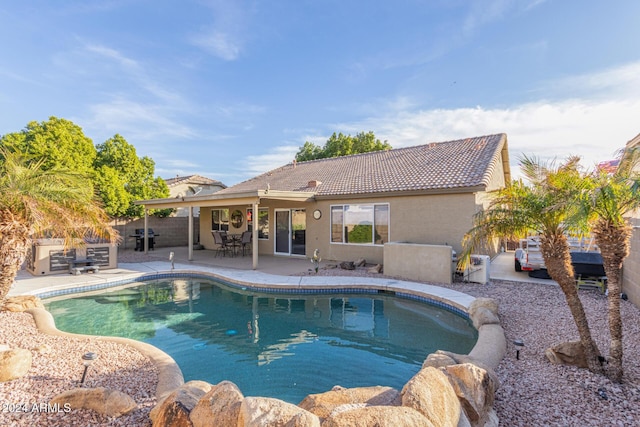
<box><xmin>83</xmin><ymin>42</ymin><xmax>186</xmax><ymax>105</ymax></box>
<box><xmin>244</xmin><ymin>145</ymin><xmax>300</xmax><ymax>177</ymax></box>
<box><xmin>83</xmin><ymin>97</ymin><xmax>198</xmax><ymax>142</ymax></box>
<box><xmin>243</xmin><ymin>60</ymin><xmax>640</xmax><ymax>182</ymax></box>
<box><xmin>189</xmin><ymin>1</ymin><xmax>251</xmax><ymax>61</ymax></box>
<box><xmin>191</xmin><ymin>30</ymin><xmax>241</xmax><ymax>61</ymax></box>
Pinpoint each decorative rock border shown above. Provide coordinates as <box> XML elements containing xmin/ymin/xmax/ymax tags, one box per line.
<box><xmin>24</xmin><ymin>270</ymin><xmax>507</xmax><ymax>426</ymax></box>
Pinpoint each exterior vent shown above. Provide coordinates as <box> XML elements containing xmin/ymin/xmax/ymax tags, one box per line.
<box><xmin>308</xmin><ymin>180</ymin><xmax>322</xmax><ymax>188</ymax></box>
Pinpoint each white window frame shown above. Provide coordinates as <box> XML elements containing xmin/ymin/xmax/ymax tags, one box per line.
<box><xmin>329</xmin><ymin>203</ymin><xmax>389</xmax><ymax>246</ymax></box>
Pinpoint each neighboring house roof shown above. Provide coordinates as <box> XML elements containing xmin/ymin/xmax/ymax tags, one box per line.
<box><xmin>220</xmin><ymin>134</ymin><xmax>509</xmax><ymax>197</ymax></box>
<box><xmin>597</xmin><ymin>159</ymin><xmax>620</xmax><ymax>174</ymax></box>
<box><xmin>165</xmin><ymin>174</ymin><xmax>226</xmax><ymax>188</ymax></box>
<box><xmin>626</xmin><ymin>132</ymin><xmax>640</xmax><ymax>149</ymax></box>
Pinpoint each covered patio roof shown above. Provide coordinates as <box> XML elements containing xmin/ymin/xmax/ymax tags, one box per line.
<box><xmin>135</xmin><ymin>189</ymin><xmax>317</xmax><ymax>210</ymax></box>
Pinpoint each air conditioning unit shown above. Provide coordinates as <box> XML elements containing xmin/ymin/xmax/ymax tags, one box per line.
<box><xmin>464</xmin><ymin>255</ymin><xmax>491</xmax><ymax>284</ymax></box>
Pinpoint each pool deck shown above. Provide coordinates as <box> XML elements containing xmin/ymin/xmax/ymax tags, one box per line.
<box><xmin>9</xmin><ymin>248</ymin><xmax>556</xmax><ymax>312</ymax></box>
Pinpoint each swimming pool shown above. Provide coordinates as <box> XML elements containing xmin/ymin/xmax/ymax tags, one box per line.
<box><xmin>44</xmin><ymin>277</ymin><xmax>477</xmax><ymax>403</ymax></box>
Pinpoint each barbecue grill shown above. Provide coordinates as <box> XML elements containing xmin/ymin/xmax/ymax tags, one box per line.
<box><xmin>131</xmin><ymin>228</ymin><xmax>157</xmax><ymax>251</ymax></box>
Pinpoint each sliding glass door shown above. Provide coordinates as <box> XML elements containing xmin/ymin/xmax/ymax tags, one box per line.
<box><xmin>274</xmin><ymin>209</ymin><xmax>306</xmax><ymax>256</ymax></box>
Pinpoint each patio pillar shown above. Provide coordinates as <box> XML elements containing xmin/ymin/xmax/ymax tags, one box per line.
<box><xmin>143</xmin><ymin>209</ymin><xmax>149</xmax><ymax>253</ymax></box>
<box><xmin>252</xmin><ymin>202</ymin><xmax>259</xmax><ymax>269</ymax></box>
<box><xmin>188</xmin><ymin>206</ymin><xmax>193</xmax><ymax>261</ymax></box>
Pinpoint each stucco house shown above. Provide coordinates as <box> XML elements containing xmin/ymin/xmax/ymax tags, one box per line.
<box><xmin>137</xmin><ymin>133</ymin><xmax>511</xmax><ymax>269</ymax></box>
<box><xmin>164</xmin><ymin>174</ymin><xmax>226</xmax><ymax>216</ymax></box>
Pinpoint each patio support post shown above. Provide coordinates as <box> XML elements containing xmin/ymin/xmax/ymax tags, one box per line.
<box><xmin>144</xmin><ymin>209</ymin><xmax>149</xmax><ymax>253</ymax></box>
<box><xmin>188</xmin><ymin>206</ymin><xmax>193</xmax><ymax>261</ymax></box>
<box><xmin>252</xmin><ymin>202</ymin><xmax>259</xmax><ymax>269</ymax></box>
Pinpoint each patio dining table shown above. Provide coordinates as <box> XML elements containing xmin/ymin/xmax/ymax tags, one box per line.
<box><xmin>226</xmin><ymin>233</ymin><xmax>242</xmax><ymax>256</ymax></box>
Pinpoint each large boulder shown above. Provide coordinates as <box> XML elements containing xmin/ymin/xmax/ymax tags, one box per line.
<box><xmin>544</xmin><ymin>341</ymin><xmax>588</xmax><ymax>368</ymax></box>
<box><xmin>299</xmin><ymin>385</ymin><xmax>400</xmax><ymax>420</ymax></box>
<box><xmin>190</xmin><ymin>380</ymin><xmax>244</xmax><ymax>427</ymax></box>
<box><xmin>2</xmin><ymin>296</ymin><xmax>44</xmax><ymax>312</ymax></box>
<box><xmin>150</xmin><ymin>380</ymin><xmax>212</xmax><ymax>427</ymax></box>
<box><xmin>238</xmin><ymin>396</ymin><xmax>320</xmax><ymax>427</ymax></box>
<box><xmin>442</xmin><ymin>363</ymin><xmax>497</xmax><ymax>426</ymax></box>
<box><xmin>468</xmin><ymin>298</ymin><xmax>499</xmax><ymax>318</ymax></box>
<box><xmin>468</xmin><ymin>299</ymin><xmax>500</xmax><ymax>335</ymax></box>
<box><xmin>50</xmin><ymin>387</ymin><xmax>137</xmax><ymax>417</ymax></box>
<box><xmin>0</xmin><ymin>348</ymin><xmax>32</xmax><ymax>382</ymax></box>
<box><xmin>401</xmin><ymin>367</ymin><xmax>462</xmax><ymax>427</ymax></box>
<box><xmin>321</xmin><ymin>405</ymin><xmax>435</xmax><ymax>427</ymax></box>
<box><xmin>422</xmin><ymin>351</ymin><xmax>459</xmax><ymax>369</ymax></box>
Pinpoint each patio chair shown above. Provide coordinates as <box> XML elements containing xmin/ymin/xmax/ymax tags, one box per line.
<box><xmin>240</xmin><ymin>231</ymin><xmax>253</xmax><ymax>256</ymax></box>
<box><xmin>212</xmin><ymin>231</ymin><xmax>232</xmax><ymax>258</ymax></box>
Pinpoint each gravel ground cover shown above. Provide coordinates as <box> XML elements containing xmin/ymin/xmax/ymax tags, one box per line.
<box><xmin>0</xmin><ymin>312</ymin><xmax>157</xmax><ymax>427</ymax></box>
<box><xmin>2</xmin><ymin>253</ymin><xmax>639</xmax><ymax>426</ymax></box>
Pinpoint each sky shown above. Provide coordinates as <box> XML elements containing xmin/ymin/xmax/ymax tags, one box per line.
<box><xmin>1</xmin><ymin>1</ymin><xmax>638</xmax><ymax>186</ymax></box>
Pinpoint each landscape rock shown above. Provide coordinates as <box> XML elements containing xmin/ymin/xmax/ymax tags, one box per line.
<box><xmin>544</xmin><ymin>340</ymin><xmax>588</xmax><ymax>368</ymax></box>
<box><xmin>50</xmin><ymin>387</ymin><xmax>137</xmax><ymax>417</ymax></box>
<box><xmin>190</xmin><ymin>380</ymin><xmax>244</xmax><ymax>427</ymax></box>
<box><xmin>354</xmin><ymin>258</ymin><xmax>366</xmax><ymax>267</ymax></box>
<box><xmin>401</xmin><ymin>367</ymin><xmax>462</xmax><ymax>427</ymax></box>
<box><xmin>299</xmin><ymin>385</ymin><xmax>400</xmax><ymax>419</ymax></box>
<box><xmin>150</xmin><ymin>380</ymin><xmax>212</xmax><ymax>426</ymax></box>
<box><xmin>321</xmin><ymin>405</ymin><xmax>435</xmax><ymax>427</ymax></box>
<box><xmin>340</xmin><ymin>261</ymin><xmax>355</xmax><ymax>270</ymax></box>
<box><xmin>468</xmin><ymin>298</ymin><xmax>499</xmax><ymax>318</ymax></box>
<box><xmin>0</xmin><ymin>348</ymin><xmax>32</xmax><ymax>382</ymax></box>
<box><xmin>422</xmin><ymin>351</ymin><xmax>458</xmax><ymax>369</ymax></box>
<box><xmin>367</xmin><ymin>264</ymin><xmax>383</xmax><ymax>274</ymax></box>
<box><xmin>1</xmin><ymin>295</ymin><xmax>45</xmax><ymax>312</ymax></box>
<box><xmin>238</xmin><ymin>397</ymin><xmax>320</xmax><ymax>426</ymax></box>
<box><xmin>442</xmin><ymin>363</ymin><xmax>497</xmax><ymax>426</ymax></box>
<box><xmin>469</xmin><ymin>307</ymin><xmax>500</xmax><ymax>329</ymax></box>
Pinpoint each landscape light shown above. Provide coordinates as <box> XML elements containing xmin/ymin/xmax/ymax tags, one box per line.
<box><xmin>80</xmin><ymin>352</ymin><xmax>97</xmax><ymax>385</ymax></box>
<box><xmin>513</xmin><ymin>339</ymin><xmax>524</xmax><ymax>360</ymax></box>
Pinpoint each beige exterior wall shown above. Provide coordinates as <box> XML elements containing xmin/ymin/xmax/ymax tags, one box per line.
<box><xmin>311</xmin><ymin>193</ymin><xmax>477</xmax><ymax>265</ymax></box>
<box><xmin>201</xmin><ymin>200</ymin><xmax>309</xmax><ymax>256</ymax></box>
<box><xmin>200</xmin><ymin>192</ymin><xmax>478</xmax><ymax>266</ymax></box>
<box><xmin>623</xmin><ymin>218</ymin><xmax>640</xmax><ymax>307</ymax></box>
<box><xmin>383</xmin><ymin>243</ymin><xmax>454</xmax><ymax>284</ymax></box>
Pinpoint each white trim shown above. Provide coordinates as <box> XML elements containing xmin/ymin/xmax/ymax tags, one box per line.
<box><xmin>329</xmin><ymin>202</ymin><xmax>390</xmax><ymax>246</ymax></box>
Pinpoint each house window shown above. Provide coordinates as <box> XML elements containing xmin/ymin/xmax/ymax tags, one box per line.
<box><xmin>211</xmin><ymin>209</ymin><xmax>229</xmax><ymax>231</ymax></box>
<box><xmin>330</xmin><ymin>203</ymin><xmax>389</xmax><ymax>245</ymax></box>
<box><xmin>247</xmin><ymin>208</ymin><xmax>269</xmax><ymax>239</ymax></box>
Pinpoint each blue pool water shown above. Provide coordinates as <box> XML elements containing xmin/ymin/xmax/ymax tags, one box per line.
<box><xmin>44</xmin><ymin>277</ymin><xmax>477</xmax><ymax>403</ymax></box>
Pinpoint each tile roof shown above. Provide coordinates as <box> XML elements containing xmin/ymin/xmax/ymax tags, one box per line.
<box><xmin>221</xmin><ymin>133</ymin><xmax>508</xmax><ymax>197</ymax></box>
<box><xmin>165</xmin><ymin>174</ymin><xmax>226</xmax><ymax>188</ymax></box>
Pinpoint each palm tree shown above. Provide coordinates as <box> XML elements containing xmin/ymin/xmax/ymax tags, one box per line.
<box><xmin>461</xmin><ymin>155</ymin><xmax>605</xmax><ymax>374</ymax></box>
<box><xmin>0</xmin><ymin>149</ymin><xmax>118</xmax><ymax>305</ymax></box>
<box><xmin>582</xmin><ymin>146</ymin><xmax>640</xmax><ymax>382</ymax></box>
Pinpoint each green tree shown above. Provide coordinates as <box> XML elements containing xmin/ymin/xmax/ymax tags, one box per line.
<box><xmin>581</xmin><ymin>146</ymin><xmax>640</xmax><ymax>382</ymax></box>
<box><xmin>0</xmin><ymin>149</ymin><xmax>118</xmax><ymax>305</ymax></box>
<box><xmin>94</xmin><ymin>134</ymin><xmax>171</xmax><ymax>218</ymax></box>
<box><xmin>0</xmin><ymin>116</ymin><xmax>96</xmax><ymax>177</ymax></box>
<box><xmin>461</xmin><ymin>155</ymin><xmax>605</xmax><ymax>375</ymax></box>
<box><xmin>295</xmin><ymin>131</ymin><xmax>391</xmax><ymax>162</ymax></box>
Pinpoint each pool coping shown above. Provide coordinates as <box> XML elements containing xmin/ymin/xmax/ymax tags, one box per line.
<box><xmin>21</xmin><ymin>262</ymin><xmax>505</xmax><ymax>401</ymax></box>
